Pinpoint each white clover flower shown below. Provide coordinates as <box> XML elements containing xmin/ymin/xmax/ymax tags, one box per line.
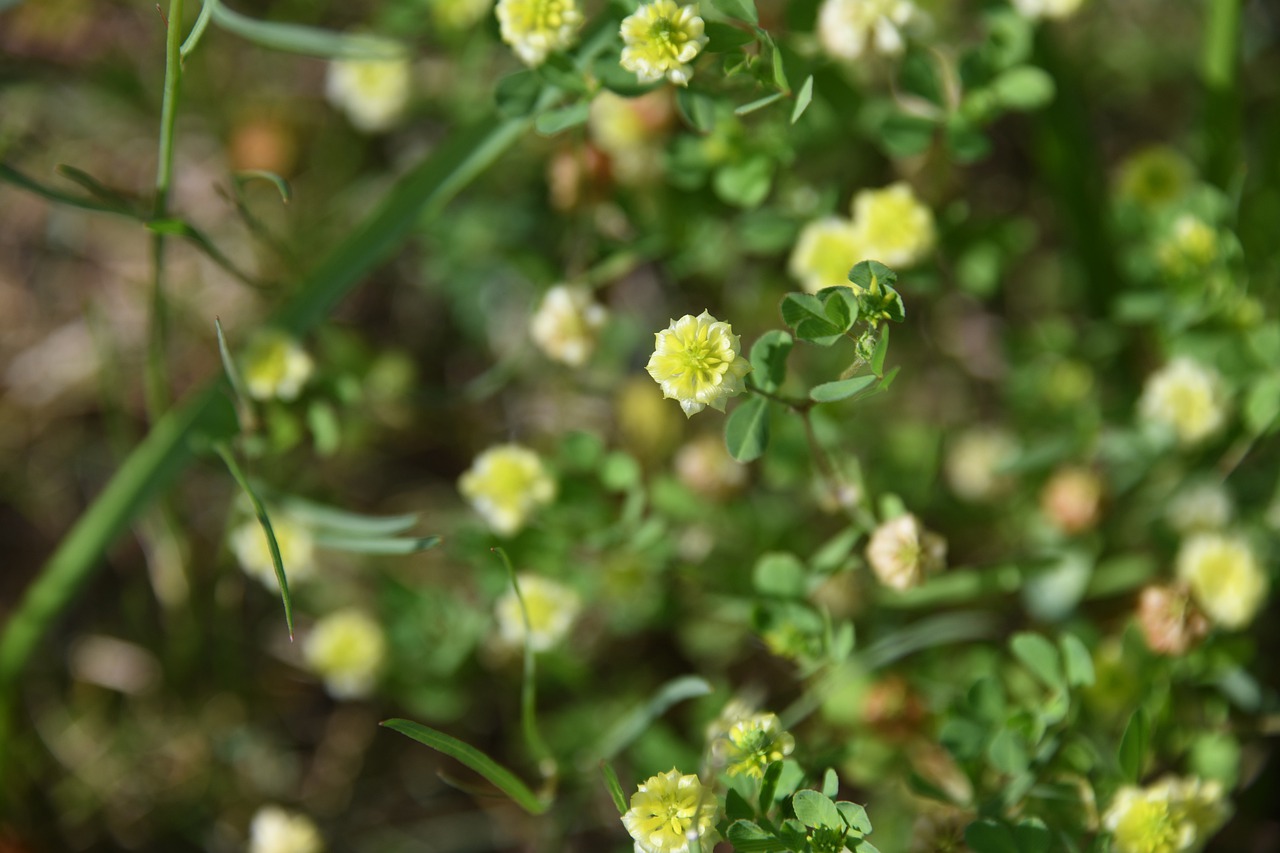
<box><xmin>620</xmin><ymin>1</ymin><xmax>708</xmax><ymax>86</ymax></box>
<box><xmin>529</xmin><ymin>284</ymin><xmax>608</xmax><ymax>367</ymax></box>
<box><xmin>241</xmin><ymin>330</ymin><xmax>314</xmax><ymax>402</ymax></box>
<box><xmin>325</xmin><ymin>56</ymin><xmax>412</xmax><ymax>133</ymax></box>
<box><xmin>622</xmin><ymin>768</ymin><xmax>714</xmax><ymax>853</ymax></box>
<box><xmin>1012</xmin><ymin>0</ymin><xmax>1085</xmax><ymax>21</ymax></box>
<box><xmin>817</xmin><ymin>0</ymin><xmax>918</xmax><ymax>61</ymax></box>
<box><xmin>849</xmin><ymin>182</ymin><xmax>936</xmax><ymax>269</ymax></box>
<box><xmin>646</xmin><ymin>311</ymin><xmax>752</xmax><ymax>417</ymax></box>
<box><xmin>495</xmin><ymin>0</ymin><xmax>584</xmax><ymax>67</ymax></box>
<box><xmin>303</xmin><ymin>609</ymin><xmax>387</xmax><ymax>699</ymax></box>
<box><xmin>458</xmin><ymin>444</ymin><xmax>556</xmax><ymax>535</ymax></box>
<box><xmin>229</xmin><ymin>514</ymin><xmax>317</xmax><ymax>589</ymax></box>
<box><xmin>1139</xmin><ymin>358</ymin><xmax>1229</xmax><ymax>445</ymax></box>
<box><xmin>788</xmin><ymin>216</ymin><xmax>864</xmax><ymax>294</ymax></box>
<box><xmin>1167</xmin><ymin>481</ymin><xmax>1233</xmax><ymax>534</ymax></box>
<box><xmin>944</xmin><ymin>428</ymin><xmax>1018</xmax><ymax>502</ymax></box>
<box><xmin>495</xmin><ymin>573</ymin><xmax>581</xmax><ymax>652</ymax></box>
<box><xmin>866</xmin><ymin>513</ymin><xmax>946</xmax><ymax>590</ymax></box>
<box><xmin>1103</xmin><ymin>775</ymin><xmax>1229</xmax><ymax>853</ymax></box>
<box><xmin>1176</xmin><ymin>533</ymin><xmax>1268</xmax><ymax>630</ymax></box>
<box><xmin>249</xmin><ymin>805</ymin><xmax>323</xmax><ymax>853</ymax></box>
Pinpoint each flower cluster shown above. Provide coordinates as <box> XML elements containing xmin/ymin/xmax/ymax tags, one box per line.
<box><xmin>229</xmin><ymin>514</ymin><xmax>317</xmax><ymax>589</ymax></box>
<box><xmin>241</xmin><ymin>329</ymin><xmax>314</xmax><ymax>402</ymax></box>
<box><xmin>495</xmin><ymin>0</ymin><xmax>584</xmax><ymax>67</ymax></box>
<box><xmin>622</xmin><ymin>768</ymin><xmax>714</xmax><ymax>853</ymax></box>
<box><xmin>458</xmin><ymin>444</ymin><xmax>556</xmax><ymax>535</ymax></box>
<box><xmin>529</xmin><ymin>284</ymin><xmax>608</xmax><ymax>367</ymax></box>
<box><xmin>714</xmin><ymin>712</ymin><xmax>796</xmax><ymax>779</ymax></box>
<box><xmin>646</xmin><ymin>311</ymin><xmax>751</xmax><ymax>417</ymax></box>
<box><xmin>1103</xmin><ymin>776</ymin><xmax>1230</xmax><ymax>853</ymax></box>
<box><xmin>817</xmin><ymin>0</ymin><xmax>919</xmax><ymax>61</ymax></box>
<box><xmin>494</xmin><ymin>573</ymin><xmax>581</xmax><ymax>652</ymax></box>
<box><xmin>1139</xmin><ymin>358</ymin><xmax>1228</xmax><ymax>445</ymax></box>
<box><xmin>1176</xmin><ymin>533</ymin><xmax>1268</xmax><ymax>630</ymax></box>
<box><xmin>303</xmin><ymin>609</ymin><xmax>387</xmax><ymax>699</ymax></box>
<box><xmin>619</xmin><ymin>1</ymin><xmax>708</xmax><ymax>86</ymax></box>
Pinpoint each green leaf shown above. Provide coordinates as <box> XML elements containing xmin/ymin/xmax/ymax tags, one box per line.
<box><xmin>735</xmin><ymin>92</ymin><xmax>787</xmax><ymax>116</ymax></box>
<box><xmin>590</xmin><ymin>675</ymin><xmax>713</xmax><ymax>760</ymax></box>
<box><xmin>758</xmin><ymin>760</ymin><xmax>783</xmax><ymax>811</ymax></box>
<box><xmin>987</xmin><ymin>728</ymin><xmax>1029</xmax><ymax>775</ymax></box>
<box><xmin>753</xmin><ymin>552</ymin><xmax>807</xmax><ymax>598</ymax></box>
<box><xmin>847</xmin><ymin>260</ymin><xmax>897</xmax><ymax>290</ymax></box>
<box><xmin>878</xmin><ymin>113</ymin><xmax>936</xmax><ymax>158</ymax></box>
<box><xmin>0</xmin><ymin>163</ymin><xmax>129</xmax><ymax>217</ymax></box>
<box><xmin>677</xmin><ymin>88</ymin><xmax>718</xmax><ymax>133</ymax></box>
<box><xmin>726</xmin><ymin>820</ymin><xmax>788</xmax><ymax>852</ymax></box>
<box><xmin>1011</xmin><ymin>819</ymin><xmax>1052</xmax><ymax>853</ymax></box>
<box><xmin>780</xmin><ymin>292</ymin><xmax>843</xmax><ymax>346</ymax></box>
<box><xmin>793</xmin><ymin>790</ymin><xmax>843</xmax><ymax>829</ymax></box>
<box><xmin>713</xmin><ymin>156</ymin><xmax>774</xmax><ymax>208</ymax></box>
<box><xmin>725</xmin><ymin>396</ymin><xmax>771</xmax><ymax>462</ymax></box>
<box><xmin>535</xmin><ymin>101</ymin><xmax>591</xmax><ymax>136</ymax></box>
<box><xmin>822</xmin><ymin>768</ymin><xmax>839</xmax><ymax>799</ymax></box>
<box><xmin>380</xmin><ymin>719</ymin><xmax>548</xmax><ymax>814</ymax></box>
<box><xmin>809</xmin><ymin>375</ymin><xmax>877</xmax><ymax>403</ymax></box>
<box><xmin>495</xmin><ymin>70</ymin><xmax>542</xmax><ymax>117</ymax></box>
<box><xmin>208</xmin><ymin>1</ymin><xmax>406</xmax><ymax>59</ymax></box>
<box><xmin>312</xmin><ymin>533</ymin><xmax>440</xmax><ymax>554</ymax></box>
<box><xmin>791</xmin><ymin>75</ymin><xmax>815</xmax><ymax>124</ymax></box>
<box><xmin>267</xmin><ymin>494</ymin><xmax>419</xmax><ymax>536</ymax></box>
<box><xmin>769</xmin><ymin>37</ymin><xmax>789</xmax><ymax>92</ymax></box>
<box><xmin>965</xmin><ymin>819</ymin><xmax>1019</xmax><ymax>853</ymax></box>
<box><xmin>1059</xmin><ymin>634</ymin><xmax>1095</xmax><ymax>687</ymax></box>
<box><xmin>990</xmin><ymin>66</ymin><xmax>1056</xmax><ymax>111</ymax></box>
<box><xmin>870</xmin><ymin>326</ymin><xmax>891</xmax><ymax>376</ymax></box>
<box><xmin>837</xmin><ymin>801</ymin><xmax>872</xmax><ymax>834</ymax></box>
<box><xmin>711</xmin><ymin>0</ymin><xmax>758</xmax><ymax>24</ymax></box>
<box><xmin>600</xmin><ymin>761</ymin><xmax>628</xmax><ymax>816</ymax></box>
<box><xmin>1245</xmin><ymin>374</ymin><xmax>1280</xmax><ymax>435</ymax></box>
<box><xmin>726</xmin><ymin>787</ymin><xmax>756</xmax><ymax>821</ymax></box>
<box><xmin>233</xmin><ymin>169</ymin><xmax>293</xmax><ymax>204</ymax></box>
<box><xmin>214</xmin><ymin>319</ymin><xmax>252</xmax><ymax>423</ymax></box>
<box><xmin>815</xmin><ymin>285</ymin><xmax>859</xmax><ymax>329</ymax></box>
<box><xmin>307</xmin><ymin>400</ymin><xmax>341</xmax><ymax>456</ymax></box>
<box><xmin>703</xmin><ymin>21</ymin><xmax>755</xmax><ymax>50</ymax></box>
<box><xmin>1119</xmin><ymin>709</ymin><xmax>1148</xmax><ymax>783</ymax></box>
<box><xmin>946</xmin><ymin>118</ymin><xmax>993</xmax><ymax>163</ymax></box>
<box><xmin>749</xmin><ymin>330</ymin><xmax>793</xmax><ymax>393</ymax></box>
<box><xmin>1010</xmin><ymin>632</ymin><xmax>1065</xmax><ymax>691</ymax></box>
<box><xmin>537</xmin><ymin>52</ymin><xmax>588</xmax><ymax>94</ymax></box>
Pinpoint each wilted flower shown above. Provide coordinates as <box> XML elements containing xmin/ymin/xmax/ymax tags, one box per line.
<box><xmin>1040</xmin><ymin>466</ymin><xmax>1104</xmax><ymax>535</ymax></box>
<box><xmin>866</xmin><ymin>513</ymin><xmax>946</xmax><ymax>590</ymax></box>
<box><xmin>1137</xmin><ymin>583</ymin><xmax>1209</xmax><ymax>656</ymax></box>
<box><xmin>944</xmin><ymin>428</ymin><xmax>1018</xmax><ymax>502</ymax></box>
<box><xmin>646</xmin><ymin>311</ymin><xmax>751</xmax><ymax>417</ymax></box>
<box><xmin>1011</xmin><ymin>0</ymin><xmax>1085</xmax><ymax>20</ymax></box>
<box><xmin>619</xmin><ymin>1</ymin><xmax>708</xmax><ymax>86</ymax></box>
<box><xmin>229</xmin><ymin>514</ymin><xmax>317</xmax><ymax>589</ymax></box>
<box><xmin>325</xmin><ymin>56</ymin><xmax>411</xmax><ymax>133</ymax></box>
<box><xmin>714</xmin><ymin>712</ymin><xmax>796</xmax><ymax>778</ymax></box>
<box><xmin>817</xmin><ymin>0</ymin><xmax>918</xmax><ymax>61</ymax></box>
<box><xmin>495</xmin><ymin>0</ymin><xmax>584</xmax><ymax>66</ymax></box>
<box><xmin>849</xmin><ymin>182</ymin><xmax>935</xmax><ymax>269</ymax></box>
<box><xmin>1176</xmin><ymin>533</ymin><xmax>1268</xmax><ymax>630</ymax></box>
<box><xmin>1167</xmin><ymin>481</ymin><xmax>1233</xmax><ymax>534</ymax></box>
<box><xmin>675</xmin><ymin>433</ymin><xmax>748</xmax><ymax>498</ymax></box>
<box><xmin>622</xmin><ymin>768</ymin><xmax>714</xmax><ymax>853</ymax></box>
<box><xmin>529</xmin><ymin>284</ymin><xmax>607</xmax><ymax>367</ymax></box>
<box><xmin>788</xmin><ymin>216</ymin><xmax>864</xmax><ymax>294</ymax></box>
<box><xmin>303</xmin><ymin>609</ymin><xmax>386</xmax><ymax>699</ymax></box>
<box><xmin>1103</xmin><ymin>776</ymin><xmax>1230</xmax><ymax>853</ymax></box>
<box><xmin>494</xmin><ymin>573</ymin><xmax>581</xmax><ymax>652</ymax></box>
<box><xmin>1139</xmin><ymin>358</ymin><xmax>1228</xmax><ymax>445</ymax></box>
<box><xmin>248</xmin><ymin>805</ymin><xmax>323</xmax><ymax>853</ymax></box>
<box><xmin>458</xmin><ymin>444</ymin><xmax>556</xmax><ymax>535</ymax></box>
<box><xmin>241</xmin><ymin>329</ymin><xmax>314</xmax><ymax>402</ymax></box>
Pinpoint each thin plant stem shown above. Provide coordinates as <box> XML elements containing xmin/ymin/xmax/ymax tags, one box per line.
<box><xmin>1201</xmin><ymin>0</ymin><xmax>1241</xmax><ymax>190</ymax></box>
<box><xmin>492</xmin><ymin>548</ymin><xmax>556</xmax><ymax>780</ymax></box>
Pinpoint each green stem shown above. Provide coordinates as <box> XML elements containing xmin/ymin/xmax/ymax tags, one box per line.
<box><xmin>1201</xmin><ymin>0</ymin><xmax>1241</xmax><ymax>189</ymax></box>
<box><xmin>492</xmin><ymin>548</ymin><xmax>555</xmax><ymax>777</ymax></box>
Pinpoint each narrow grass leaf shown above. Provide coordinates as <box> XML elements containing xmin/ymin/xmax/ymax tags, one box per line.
<box><xmin>790</xmin><ymin>75</ymin><xmax>814</xmax><ymax>124</ymax></box>
<box><xmin>494</xmin><ymin>547</ymin><xmax>554</xmax><ymax>769</ymax></box>
<box><xmin>208</xmin><ymin>1</ymin><xmax>406</xmax><ymax>59</ymax></box>
<box><xmin>270</xmin><ymin>495</ymin><xmax>419</xmax><ymax>536</ymax></box>
<box><xmin>590</xmin><ymin>675</ymin><xmax>713</xmax><ymax>761</ymax></box>
<box><xmin>600</xmin><ymin>760</ymin><xmax>628</xmax><ymax>816</ymax></box>
<box><xmin>1119</xmin><ymin>709</ymin><xmax>1148</xmax><ymax>783</ymax></box>
<box><xmin>312</xmin><ymin>533</ymin><xmax>440</xmax><ymax>554</ymax></box>
<box><xmin>233</xmin><ymin>170</ymin><xmax>293</xmax><ymax>204</ymax></box>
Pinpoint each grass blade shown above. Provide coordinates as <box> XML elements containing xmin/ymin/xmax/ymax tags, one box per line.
<box><xmin>270</xmin><ymin>494</ymin><xmax>419</xmax><ymax>536</ymax></box>
<box><xmin>493</xmin><ymin>548</ymin><xmax>554</xmax><ymax>773</ymax></box>
<box><xmin>312</xmin><ymin>534</ymin><xmax>440</xmax><ymax>555</ymax></box>
<box><xmin>207</xmin><ymin>0</ymin><xmax>405</xmax><ymax>60</ymax></box>
<box><xmin>601</xmin><ymin>760</ymin><xmax>628</xmax><ymax>816</ymax></box>
<box><xmin>589</xmin><ymin>675</ymin><xmax>713</xmax><ymax>762</ymax></box>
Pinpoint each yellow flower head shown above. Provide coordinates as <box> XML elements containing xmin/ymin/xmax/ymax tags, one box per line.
<box><xmin>1157</xmin><ymin>215</ymin><xmax>1218</xmax><ymax>277</ymax></box>
<box><xmin>430</xmin><ymin>0</ymin><xmax>493</xmax><ymax>30</ymax></box>
<box><xmin>849</xmin><ymin>182</ymin><xmax>935</xmax><ymax>269</ymax></box>
<box><xmin>325</xmin><ymin>56</ymin><xmax>412</xmax><ymax>133</ymax></box>
<box><xmin>789</xmin><ymin>216</ymin><xmax>864</xmax><ymax>294</ymax></box>
<box><xmin>248</xmin><ymin>805</ymin><xmax>324</xmax><ymax>853</ymax></box>
<box><xmin>1139</xmin><ymin>358</ymin><xmax>1228</xmax><ymax>445</ymax></box>
<box><xmin>717</xmin><ymin>712</ymin><xmax>796</xmax><ymax>779</ymax></box>
<box><xmin>622</xmin><ymin>768</ymin><xmax>713</xmax><ymax>853</ymax></box>
<box><xmin>646</xmin><ymin>311</ymin><xmax>751</xmax><ymax>417</ymax></box>
<box><xmin>303</xmin><ymin>609</ymin><xmax>386</xmax><ymax>700</ymax></box>
<box><xmin>1117</xmin><ymin>146</ymin><xmax>1193</xmax><ymax>209</ymax></box>
<box><xmin>1176</xmin><ymin>533</ymin><xmax>1268</xmax><ymax>630</ymax></box>
<box><xmin>1104</xmin><ymin>776</ymin><xmax>1229</xmax><ymax>853</ymax></box>
<box><xmin>529</xmin><ymin>284</ymin><xmax>608</xmax><ymax>367</ymax></box>
<box><xmin>229</xmin><ymin>513</ymin><xmax>317</xmax><ymax>589</ymax></box>
<box><xmin>496</xmin><ymin>0</ymin><xmax>584</xmax><ymax>67</ymax></box>
<box><xmin>620</xmin><ymin>1</ymin><xmax>708</xmax><ymax>86</ymax></box>
<box><xmin>458</xmin><ymin>444</ymin><xmax>556</xmax><ymax>535</ymax></box>
<box><xmin>817</xmin><ymin>0</ymin><xmax>917</xmax><ymax>61</ymax></box>
<box><xmin>241</xmin><ymin>329</ymin><xmax>314</xmax><ymax>402</ymax></box>
<box><xmin>495</xmin><ymin>573</ymin><xmax>581</xmax><ymax>652</ymax></box>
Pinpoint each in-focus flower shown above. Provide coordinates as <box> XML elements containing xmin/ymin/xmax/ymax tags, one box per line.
<box><xmin>714</xmin><ymin>712</ymin><xmax>795</xmax><ymax>779</ymax></box>
<box><xmin>249</xmin><ymin>805</ymin><xmax>323</xmax><ymax>853</ymax></box>
<box><xmin>529</xmin><ymin>284</ymin><xmax>608</xmax><ymax>367</ymax></box>
<box><xmin>303</xmin><ymin>609</ymin><xmax>386</xmax><ymax>699</ymax></box>
<box><xmin>944</xmin><ymin>428</ymin><xmax>1018</xmax><ymax>502</ymax></box>
<box><xmin>675</xmin><ymin>433</ymin><xmax>748</xmax><ymax>499</ymax></box>
<box><xmin>325</xmin><ymin>56</ymin><xmax>412</xmax><ymax>133</ymax></box>
<box><xmin>241</xmin><ymin>329</ymin><xmax>314</xmax><ymax>401</ymax></box>
<box><xmin>817</xmin><ymin>0</ymin><xmax>918</xmax><ymax>61</ymax></box>
<box><xmin>1040</xmin><ymin>466</ymin><xmax>1104</xmax><ymax>535</ymax></box>
<box><xmin>789</xmin><ymin>216</ymin><xmax>864</xmax><ymax>294</ymax></box>
<box><xmin>229</xmin><ymin>514</ymin><xmax>317</xmax><ymax>589</ymax></box>
<box><xmin>1176</xmin><ymin>533</ymin><xmax>1268</xmax><ymax>630</ymax></box>
<box><xmin>494</xmin><ymin>573</ymin><xmax>581</xmax><ymax>652</ymax></box>
<box><xmin>866</xmin><ymin>513</ymin><xmax>946</xmax><ymax>590</ymax></box>
<box><xmin>622</xmin><ymin>768</ymin><xmax>714</xmax><ymax>853</ymax></box>
<box><xmin>495</xmin><ymin>0</ymin><xmax>584</xmax><ymax>66</ymax></box>
<box><xmin>1139</xmin><ymin>358</ymin><xmax>1228</xmax><ymax>445</ymax></box>
<box><xmin>1011</xmin><ymin>0</ymin><xmax>1085</xmax><ymax>20</ymax></box>
<box><xmin>849</xmin><ymin>182</ymin><xmax>935</xmax><ymax>269</ymax></box>
<box><xmin>1137</xmin><ymin>583</ymin><xmax>1209</xmax><ymax>656</ymax></box>
<box><xmin>1103</xmin><ymin>776</ymin><xmax>1230</xmax><ymax>853</ymax></box>
<box><xmin>458</xmin><ymin>444</ymin><xmax>556</xmax><ymax>535</ymax></box>
<box><xmin>619</xmin><ymin>1</ymin><xmax>708</xmax><ymax>86</ymax></box>
<box><xmin>646</xmin><ymin>311</ymin><xmax>751</xmax><ymax>417</ymax></box>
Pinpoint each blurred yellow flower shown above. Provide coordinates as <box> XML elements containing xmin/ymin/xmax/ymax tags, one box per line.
<box><xmin>675</xmin><ymin>433</ymin><xmax>748</xmax><ymax>498</ymax></box>
<box><xmin>303</xmin><ymin>609</ymin><xmax>386</xmax><ymax>699</ymax></box>
<box><xmin>249</xmin><ymin>805</ymin><xmax>323</xmax><ymax>853</ymax></box>
<box><xmin>1176</xmin><ymin>533</ymin><xmax>1268</xmax><ymax>630</ymax></box>
<box><xmin>849</xmin><ymin>182</ymin><xmax>935</xmax><ymax>269</ymax></box>
<box><xmin>1103</xmin><ymin>776</ymin><xmax>1229</xmax><ymax>853</ymax></box>
<box><xmin>646</xmin><ymin>311</ymin><xmax>751</xmax><ymax>417</ymax></box>
<box><xmin>1157</xmin><ymin>215</ymin><xmax>1218</xmax><ymax>277</ymax></box>
<box><xmin>429</xmin><ymin>0</ymin><xmax>493</xmax><ymax>30</ymax></box>
<box><xmin>717</xmin><ymin>712</ymin><xmax>795</xmax><ymax>779</ymax></box>
<box><xmin>620</xmin><ymin>1</ymin><xmax>708</xmax><ymax>86</ymax></box>
<box><xmin>622</xmin><ymin>768</ymin><xmax>713</xmax><ymax>853</ymax></box>
<box><xmin>529</xmin><ymin>284</ymin><xmax>607</xmax><ymax>367</ymax></box>
<box><xmin>229</xmin><ymin>514</ymin><xmax>317</xmax><ymax>589</ymax></box>
<box><xmin>241</xmin><ymin>329</ymin><xmax>314</xmax><ymax>402</ymax></box>
<box><xmin>588</xmin><ymin>90</ymin><xmax>673</xmax><ymax>184</ymax></box>
<box><xmin>788</xmin><ymin>216</ymin><xmax>864</xmax><ymax>294</ymax></box>
<box><xmin>1117</xmin><ymin>146</ymin><xmax>1193</xmax><ymax>209</ymax></box>
<box><xmin>944</xmin><ymin>428</ymin><xmax>1018</xmax><ymax>502</ymax></box>
<box><xmin>458</xmin><ymin>444</ymin><xmax>556</xmax><ymax>535</ymax></box>
<box><xmin>496</xmin><ymin>0</ymin><xmax>583</xmax><ymax>67</ymax></box>
<box><xmin>1139</xmin><ymin>358</ymin><xmax>1228</xmax><ymax>445</ymax></box>
<box><xmin>495</xmin><ymin>573</ymin><xmax>581</xmax><ymax>652</ymax></box>
<box><xmin>817</xmin><ymin>0</ymin><xmax>918</xmax><ymax>61</ymax></box>
<box><xmin>866</xmin><ymin>513</ymin><xmax>945</xmax><ymax>590</ymax></box>
<box><xmin>325</xmin><ymin>56</ymin><xmax>411</xmax><ymax>133</ymax></box>
<box><xmin>1011</xmin><ymin>0</ymin><xmax>1085</xmax><ymax>20</ymax></box>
